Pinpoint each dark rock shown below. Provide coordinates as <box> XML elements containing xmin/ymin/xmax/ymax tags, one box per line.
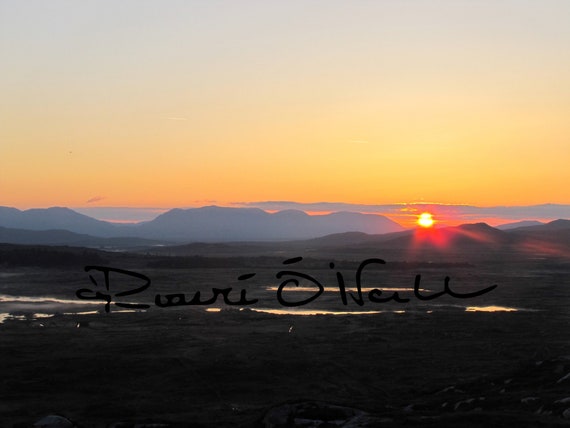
<box><xmin>33</xmin><ymin>415</ymin><xmax>76</xmax><ymax>428</ymax></box>
<box><xmin>261</xmin><ymin>400</ymin><xmax>383</xmax><ymax>428</ymax></box>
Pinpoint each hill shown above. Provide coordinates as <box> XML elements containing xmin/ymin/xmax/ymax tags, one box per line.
<box><xmin>0</xmin><ymin>206</ymin><xmax>404</xmax><ymax>243</ymax></box>
<box><xmin>123</xmin><ymin>206</ymin><xmax>405</xmax><ymax>241</ymax></box>
<box><xmin>0</xmin><ymin>226</ymin><xmax>168</xmax><ymax>249</ymax></box>
<box><xmin>0</xmin><ymin>206</ymin><xmax>119</xmax><ymax>237</ymax></box>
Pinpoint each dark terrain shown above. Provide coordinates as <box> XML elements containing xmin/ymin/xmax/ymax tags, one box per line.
<box><xmin>0</xmin><ymin>238</ymin><xmax>569</xmax><ymax>427</ymax></box>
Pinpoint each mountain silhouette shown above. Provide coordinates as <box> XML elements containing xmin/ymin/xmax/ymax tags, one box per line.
<box><xmin>496</xmin><ymin>220</ymin><xmax>544</xmax><ymax>230</ymax></box>
<box><xmin>0</xmin><ymin>207</ymin><xmax>568</xmax><ymax>256</ymax></box>
<box><xmin>0</xmin><ymin>206</ymin><xmax>119</xmax><ymax>237</ymax></box>
<box><xmin>132</xmin><ymin>206</ymin><xmax>405</xmax><ymax>241</ymax></box>
<box><xmin>0</xmin><ymin>226</ymin><xmax>165</xmax><ymax>248</ymax></box>
<box><xmin>0</xmin><ymin>205</ymin><xmax>404</xmax><ymax>243</ymax></box>
<box><xmin>290</xmin><ymin>221</ymin><xmax>570</xmax><ymax>260</ymax></box>
<box><xmin>508</xmin><ymin>219</ymin><xmax>570</xmax><ymax>232</ymax></box>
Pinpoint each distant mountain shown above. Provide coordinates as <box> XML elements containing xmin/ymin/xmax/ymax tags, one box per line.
<box><xmin>506</xmin><ymin>219</ymin><xmax>570</xmax><ymax>232</ymax></box>
<box><xmin>496</xmin><ymin>220</ymin><xmax>544</xmax><ymax>230</ymax></box>
<box><xmin>0</xmin><ymin>206</ymin><xmax>119</xmax><ymax>237</ymax></box>
<box><xmin>145</xmin><ymin>220</ymin><xmax>570</xmax><ymax>261</ymax></box>
<box><xmin>501</xmin><ymin>219</ymin><xmax>570</xmax><ymax>256</ymax></box>
<box><xmin>2</xmin><ymin>206</ymin><xmax>568</xmax><ymax>254</ymax></box>
<box><xmin>132</xmin><ymin>206</ymin><xmax>405</xmax><ymax>241</ymax></box>
<box><xmin>0</xmin><ymin>205</ymin><xmax>405</xmax><ymax>243</ymax></box>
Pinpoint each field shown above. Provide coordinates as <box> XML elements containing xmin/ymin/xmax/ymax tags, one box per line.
<box><xmin>0</xmin><ymin>246</ymin><xmax>569</xmax><ymax>427</ymax></box>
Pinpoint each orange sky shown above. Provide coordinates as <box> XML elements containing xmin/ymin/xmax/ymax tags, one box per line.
<box><xmin>2</xmin><ymin>1</ymin><xmax>570</xmax><ymax>211</ymax></box>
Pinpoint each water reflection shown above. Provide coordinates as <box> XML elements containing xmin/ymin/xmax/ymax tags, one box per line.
<box><xmin>0</xmin><ymin>309</ymin><xmax>146</xmax><ymax>324</ymax></box>
<box><xmin>430</xmin><ymin>303</ymin><xmax>538</xmax><ymax>312</ymax></box>
<box><xmin>0</xmin><ymin>294</ymin><xmax>100</xmax><ymax>324</ymax></box>
<box><xmin>245</xmin><ymin>308</ymin><xmax>383</xmax><ymax>316</ymax></box>
<box><xmin>266</xmin><ymin>286</ymin><xmax>430</xmax><ymax>292</ymax></box>
<box><xmin>465</xmin><ymin>306</ymin><xmax>518</xmax><ymax>312</ymax></box>
<box><xmin>0</xmin><ymin>294</ymin><xmax>97</xmax><ymax>305</ymax></box>
<box><xmin>0</xmin><ymin>312</ymin><xmax>53</xmax><ymax>324</ymax></box>
<box><xmin>0</xmin><ymin>293</ymin><xmax>536</xmax><ymax>321</ymax></box>
<box><xmin>64</xmin><ymin>310</ymin><xmax>100</xmax><ymax>316</ymax></box>
<box><xmin>33</xmin><ymin>313</ymin><xmax>53</xmax><ymax>319</ymax></box>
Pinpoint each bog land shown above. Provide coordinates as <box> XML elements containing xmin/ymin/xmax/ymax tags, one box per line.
<box><xmin>0</xmin><ymin>243</ymin><xmax>569</xmax><ymax>427</ymax></box>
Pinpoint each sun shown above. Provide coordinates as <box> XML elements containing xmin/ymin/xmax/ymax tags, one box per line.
<box><xmin>417</xmin><ymin>212</ymin><xmax>435</xmax><ymax>228</ymax></box>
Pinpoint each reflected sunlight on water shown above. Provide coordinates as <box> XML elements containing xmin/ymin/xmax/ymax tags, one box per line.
<box><xmin>245</xmin><ymin>308</ymin><xmax>383</xmax><ymax>316</ymax></box>
<box><xmin>0</xmin><ymin>294</ymin><xmax>98</xmax><ymax>305</ymax></box>
<box><xmin>32</xmin><ymin>313</ymin><xmax>53</xmax><ymax>319</ymax></box>
<box><xmin>0</xmin><ymin>292</ymin><xmax>540</xmax><ymax>322</ymax></box>
<box><xmin>64</xmin><ymin>310</ymin><xmax>100</xmax><ymax>316</ymax></box>
<box><xmin>0</xmin><ymin>309</ymin><xmax>148</xmax><ymax>324</ymax></box>
<box><xmin>465</xmin><ymin>306</ymin><xmax>518</xmax><ymax>312</ymax></box>
<box><xmin>266</xmin><ymin>286</ymin><xmax>430</xmax><ymax>292</ymax></box>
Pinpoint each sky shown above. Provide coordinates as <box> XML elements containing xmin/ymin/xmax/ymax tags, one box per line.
<box><xmin>2</xmin><ymin>0</ymin><xmax>570</xmax><ymax>224</ymax></box>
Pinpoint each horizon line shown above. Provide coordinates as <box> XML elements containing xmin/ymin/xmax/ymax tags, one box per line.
<box><xmin>3</xmin><ymin>202</ymin><xmax>569</xmax><ymax>228</ymax></box>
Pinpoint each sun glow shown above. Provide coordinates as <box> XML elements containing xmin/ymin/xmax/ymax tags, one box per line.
<box><xmin>417</xmin><ymin>212</ymin><xmax>435</xmax><ymax>228</ymax></box>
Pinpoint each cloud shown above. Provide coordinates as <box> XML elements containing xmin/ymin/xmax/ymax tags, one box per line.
<box><xmin>86</xmin><ymin>196</ymin><xmax>105</xmax><ymax>204</ymax></box>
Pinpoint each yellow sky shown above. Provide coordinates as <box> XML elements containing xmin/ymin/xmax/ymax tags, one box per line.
<box><xmin>2</xmin><ymin>1</ymin><xmax>570</xmax><ymax>210</ymax></box>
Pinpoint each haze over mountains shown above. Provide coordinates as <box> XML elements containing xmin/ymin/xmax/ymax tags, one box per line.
<box><xmin>0</xmin><ymin>206</ymin><xmax>404</xmax><ymax>244</ymax></box>
<box><xmin>0</xmin><ymin>206</ymin><xmax>569</xmax><ymax>259</ymax></box>
<box><xmin>269</xmin><ymin>221</ymin><xmax>570</xmax><ymax>260</ymax></box>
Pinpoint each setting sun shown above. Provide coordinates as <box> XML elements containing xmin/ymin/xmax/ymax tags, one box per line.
<box><xmin>417</xmin><ymin>212</ymin><xmax>435</xmax><ymax>228</ymax></box>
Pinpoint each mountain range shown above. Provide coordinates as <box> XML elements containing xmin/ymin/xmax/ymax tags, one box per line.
<box><xmin>0</xmin><ymin>205</ymin><xmax>404</xmax><ymax>244</ymax></box>
<box><xmin>0</xmin><ymin>206</ymin><xmax>568</xmax><ymax>260</ymax></box>
<box><xmin>0</xmin><ymin>207</ymin><xmax>121</xmax><ymax>237</ymax></box>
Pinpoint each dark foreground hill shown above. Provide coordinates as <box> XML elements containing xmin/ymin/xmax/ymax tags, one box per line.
<box><xmin>0</xmin><ymin>206</ymin><xmax>569</xmax><ymax>261</ymax></box>
<box><xmin>144</xmin><ymin>220</ymin><xmax>570</xmax><ymax>263</ymax></box>
<box><xmin>308</xmin><ymin>221</ymin><xmax>570</xmax><ymax>255</ymax></box>
<box><xmin>0</xmin><ymin>226</ymin><xmax>167</xmax><ymax>249</ymax></box>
